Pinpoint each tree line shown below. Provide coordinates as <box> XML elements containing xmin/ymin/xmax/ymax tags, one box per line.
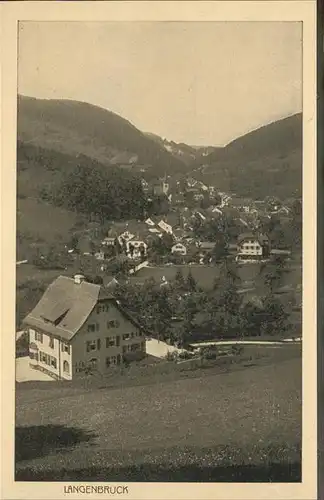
<box><xmin>113</xmin><ymin>263</ymin><xmax>291</xmax><ymax>348</ymax></box>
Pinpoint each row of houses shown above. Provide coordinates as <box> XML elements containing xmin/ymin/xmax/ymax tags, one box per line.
<box><xmin>22</xmin><ymin>232</ymin><xmax>292</xmax><ymax>382</ymax></box>
<box><xmin>145</xmin><ymin>175</ymin><xmax>296</xmax><ymax>220</ymax></box>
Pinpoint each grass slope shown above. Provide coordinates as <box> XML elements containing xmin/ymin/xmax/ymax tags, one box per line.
<box><xmin>16</xmin><ymin>355</ymin><xmax>301</xmax><ymax>481</ymax></box>
<box><xmin>18</xmin><ymin>95</ymin><xmax>187</xmax><ymax>174</ymax></box>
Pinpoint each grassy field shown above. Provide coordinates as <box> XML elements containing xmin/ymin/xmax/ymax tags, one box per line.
<box><xmin>16</xmin><ymin>198</ymin><xmax>88</xmax><ymax>261</ymax></box>
<box><xmin>16</xmin><ymin>350</ymin><xmax>302</xmax><ymax>482</ymax></box>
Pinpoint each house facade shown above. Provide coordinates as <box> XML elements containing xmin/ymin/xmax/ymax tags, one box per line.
<box><xmin>236</xmin><ymin>233</ymin><xmax>270</xmax><ymax>260</ymax></box>
<box><xmin>125</xmin><ymin>240</ymin><xmax>148</xmax><ymax>259</ymax></box>
<box><xmin>24</xmin><ymin>275</ymin><xmax>146</xmax><ymax>381</ymax></box>
<box><xmin>171</xmin><ymin>243</ymin><xmax>187</xmax><ymax>256</ymax></box>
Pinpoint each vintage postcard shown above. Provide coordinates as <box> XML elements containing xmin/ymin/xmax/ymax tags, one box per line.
<box><xmin>0</xmin><ymin>1</ymin><xmax>317</xmax><ymax>499</ymax></box>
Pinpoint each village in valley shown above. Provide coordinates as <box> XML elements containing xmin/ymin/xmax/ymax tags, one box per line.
<box><xmin>16</xmin><ymin>171</ymin><xmax>302</xmax><ymax>382</ymax></box>
<box><xmin>14</xmin><ymin>20</ymin><xmax>303</xmax><ymax>483</ymax></box>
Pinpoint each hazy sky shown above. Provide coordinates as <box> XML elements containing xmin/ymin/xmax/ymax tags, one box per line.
<box><xmin>18</xmin><ymin>21</ymin><xmax>302</xmax><ymax>146</ymax></box>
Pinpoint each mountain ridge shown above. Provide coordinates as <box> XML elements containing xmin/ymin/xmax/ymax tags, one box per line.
<box><xmin>17</xmin><ymin>95</ymin><xmax>188</xmax><ymax>175</ymax></box>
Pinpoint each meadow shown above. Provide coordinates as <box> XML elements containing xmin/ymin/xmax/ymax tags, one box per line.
<box><xmin>16</xmin><ymin>349</ymin><xmax>301</xmax><ymax>482</ymax></box>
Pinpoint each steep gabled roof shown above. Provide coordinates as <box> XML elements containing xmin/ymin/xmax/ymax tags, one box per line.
<box><xmin>23</xmin><ymin>276</ymin><xmax>114</xmax><ymax>342</ymax></box>
<box><xmin>237</xmin><ymin>232</ymin><xmax>269</xmax><ymax>244</ymax></box>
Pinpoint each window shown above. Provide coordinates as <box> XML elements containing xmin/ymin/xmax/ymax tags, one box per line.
<box><xmin>97</xmin><ymin>338</ymin><xmax>101</xmax><ymax>350</ymax></box>
<box><xmin>106</xmin><ymin>336</ymin><xmax>116</xmax><ymax>348</ymax></box>
<box><xmin>87</xmin><ymin>324</ymin><xmax>99</xmax><ymax>333</ymax></box>
<box><xmin>39</xmin><ymin>351</ymin><xmax>57</xmax><ymax>368</ymax></box>
<box><xmin>97</xmin><ymin>303</ymin><xmax>110</xmax><ymax>313</ymax></box>
<box><xmin>110</xmin><ymin>356</ymin><xmax>118</xmax><ymax>365</ymax></box>
<box><xmin>75</xmin><ymin>361</ymin><xmax>85</xmax><ymax>373</ymax></box>
<box><xmin>63</xmin><ymin>360</ymin><xmax>70</xmax><ymax>373</ymax></box>
<box><xmin>88</xmin><ymin>358</ymin><xmax>98</xmax><ymax>369</ymax></box>
<box><xmin>105</xmin><ymin>356</ymin><xmax>118</xmax><ymax>367</ymax></box>
<box><xmin>49</xmin><ymin>337</ymin><xmax>54</xmax><ymax>349</ymax></box>
<box><xmin>86</xmin><ymin>340</ymin><xmax>97</xmax><ymax>352</ymax></box>
<box><xmin>116</xmin><ymin>335</ymin><xmax>120</xmax><ymax>347</ymax></box>
<box><xmin>107</xmin><ymin>320</ymin><xmax>120</xmax><ymax>329</ymax></box>
<box><xmin>61</xmin><ymin>342</ymin><xmax>70</xmax><ymax>354</ymax></box>
<box><xmin>35</xmin><ymin>332</ymin><xmax>43</xmax><ymax>343</ymax></box>
<box><xmin>122</xmin><ymin>346</ymin><xmax>128</xmax><ymax>353</ymax></box>
<box><xmin>123</xmin><ymin>333</ymin><xmax>130</xmax><ymax>341</ymax></box>
<box><xmin>131</xmin><ymin>343</ymin><xmax>140</xmax><ymax>352</ymax></box>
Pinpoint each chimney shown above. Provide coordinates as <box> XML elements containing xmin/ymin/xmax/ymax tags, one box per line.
<box><xmin>74</xmin><ymin>274</ymin><xmax>85</xmax><ymax>285</ymax></box>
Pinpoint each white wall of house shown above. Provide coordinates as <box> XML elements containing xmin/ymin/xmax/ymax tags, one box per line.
<box><xmin>171</xmin><ymin>243</ymin><xmax>187</xmax><ymax>255</ymax></box>
<box><xmin>28</xmin><ymin>328</ymin><xmax>72</xmax><ymax>380</ymax></box>
<box><xmin>237</xmin><ymin>239</ymin><xmax>263</xmax><ymax>256</ymax></box>
<box><xmin>71</xmin><ymin>301</ymin><xmax>146</xmax><ymax>377</ymax></box>
<box><xmin>126</xmin><ymin>240</ymin><xmax>148</xmax><ymax>259</ymax></box>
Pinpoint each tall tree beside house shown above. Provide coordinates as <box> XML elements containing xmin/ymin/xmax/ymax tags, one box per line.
<box><xmin>161</xmin><ymin>232</ymin><xmax>174</xmax><ymax>252</ymax></box>
<box><xmin>114</xmin><ymin>237</ymin><xmax>122</xmax><ymax>255</ymax></box>
<box><xmin>263</xmin><ymin>266</ymin><xmax>284</xmax><ymax>294</ymax></box>
<box><xmin>89</xmin><ymin>240</ymin><xmax>96</xmax><ymax>255</ymax></box>
<box><xmin>146</xmin><ymin>194</ymin><xmax>170</xmax><ymax>216</ymax></box>
<box><xmin>261</xmin><ymin>294</ymin><xmax>288</xmax><ymax>335</ymax></box>
<box><xmin>186</xmin><ymin>270</ymin><xmax>197</xmax><ymax>292</ymax></box>
<box><xmin>70</xmin><ymin>234</ymin><xmax>79</xmax><ymax>252</ymax></box>
<box><xmin>175</xmin><ymin>268</ymin><xmax>186</xmax><ymax>288</ymax></box>
<box><xmin>147</xmin><ymin>288</ymin><xmax>174</xmax><ymax>341</ymax></box>
<box><xmin>128</xmin><ymin>243</ymin><xmax>135</xmax><ymax>258</ymax></box>
<box><xmin>211</xmin><ymin>233</ymin><xmax>228</xmax><ymax>262</ymax></box>
<box><xmin>139</xmin><ymin>244</ymin><xmax>146</xmax><ymax>262</ymax></box>
<box><xmin>241</xmin><ymin>301</ymin><xmax>264</xmax><ymax>337</ymax></box>
<box><xmin>176</xmin><ymin>318</ymin><xmax>195</xmax><ymax>348</ymax></box>
<box><xmin>290</xmin><ymin>199</ymin><xmax>302</xmax><ymax>249</ymax></box>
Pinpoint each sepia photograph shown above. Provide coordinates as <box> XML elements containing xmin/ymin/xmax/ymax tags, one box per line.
<box><xmin>0</xmin><ymin>1</ymin><xmax>318</xmax><ymax>498</ymax></box>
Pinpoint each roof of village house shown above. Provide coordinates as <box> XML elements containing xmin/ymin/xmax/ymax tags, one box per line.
<box><xmin>199</xmin><ymin>241</ymin><xmax>215</xmax><ymax>250</ymax></box>
<box><xmin>237</xmin><ymin>232</ymin><xmax>269</xmax><ymax>244</ymax></box>
<box><xmin>230</xmin><ymin>197</ymin><xmax>253</xmax><ymax>207</ymax></box>
<box><xmin>23</xmin><ymin>275</ymin><xmax>141</xmax><ymax>342</ymax></box>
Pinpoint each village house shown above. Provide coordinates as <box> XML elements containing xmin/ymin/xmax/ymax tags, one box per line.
<box><xmin>171</xmin><ymin>242</ymin><xmax>188</xmax><ymax>256</ymax></box>
<box><xmin>23</xmin><ymin>274</ymin><xmax>146</xmax><ymax>381</ymax></box>
<box><xmin>125</xmin><ymin>239</ymin><xmax>148</xmax><ymax>259</ymax></box>
<box><xmin>94</xmin><ymin>250</ymin><xmax>107</xmax><ymax>261</ymax></box>
<box><xmin>236</xmin><ymin>233</ymin><xmax>270</xmax><ymax>260</ymax></box>
<box><xmin>152</xmin><ymin>178</ymin><xmax>169</xmax><ymax>196</ymax></box>
<box><xmin>230</xmin><ymin>197</ymin><xmax>253</xmax><ymax>213</ymax></box>
<box><xmin>102</xmin><ymin>237</ymin><xmax>116</xmax><ymax>247</ymax></box>
<box><xmin>171</xmin><ymin>193</ymin><xmax>185</xmax><ymax>206</ymax></box>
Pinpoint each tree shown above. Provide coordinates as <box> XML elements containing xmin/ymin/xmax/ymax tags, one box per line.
<box><xmin>261</xmin><ymin>294</ymin><xmax>288</xmax><ymax>335</ymax></box>
<box><xmin>114</xmin><ymin>237</ymin><xmax>122</xmax><ymax>255</ymax></box>
<box><xmin>175</xmin><ymin>269</ymin><xmax>185</xmax><ymax>288</ymax></box>
<box><xmin>264</xmin><ymin>266</ymin><xmax>283</xmax><ymax>294</ymax></box>
<box><xmin>186</xmin><ymin>270</ymin><xmax>197</xmax><ymax>292</ymax></box>
<box><xmin>128</xmin><ymin>243</ymin><xmax>135</xmax><ymax>258</ymax></box>
<box><xmin>211</xmin><ymin>233</ymin><xmax>227</xmax><ymax>262</ymax></box>
<box><xmin>70</xmin><ymin>234</ymin><xmax>79</xmax><ymax>251</ymax></box>
<box><xmin>139</xmin><ymin>244</ymin><xmax>146</xmax><ymax>261</ymax></box>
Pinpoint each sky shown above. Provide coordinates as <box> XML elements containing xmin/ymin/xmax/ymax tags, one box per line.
<box><xmin>18</xmin><ymin>21</ymin><xmax>302</xmax><ymax>146</ymax></box>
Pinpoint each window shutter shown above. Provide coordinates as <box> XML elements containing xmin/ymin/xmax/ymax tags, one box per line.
<box><xmin>97</xmin><ymin>338</ymin><xmax>101</xmax><ymax>350</ymax></box>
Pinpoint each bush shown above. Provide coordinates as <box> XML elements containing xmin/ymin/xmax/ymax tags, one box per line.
<box><xmin>231</xmin><ymin>345</ymin><xmax>244</xmax><ymax>356</ymax></box>
<box><xmin>178</xmin><ymin>350</ymin><xmax>195</xmax><ymax>360</ymax></box>
<box><xmin>165</xmin><ymin>351</ymin><xmax>178</xmax><ymax>362</ymax></box>
<box><xmin>201</xmin><ymin>346</ymin><xmax>219</xmax><ymax>360</ymax></box>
